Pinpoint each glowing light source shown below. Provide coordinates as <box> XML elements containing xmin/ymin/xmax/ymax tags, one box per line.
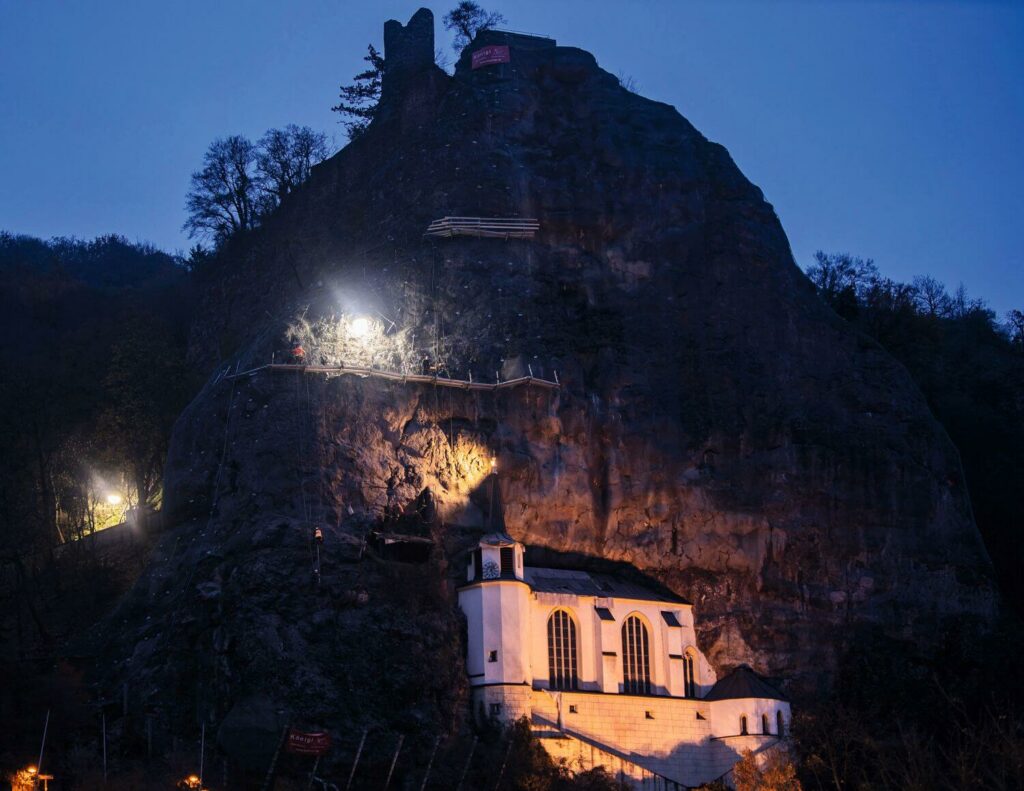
<box><xmin>350</xmin><ymin>317</ymin><xmax>372</xmax><ymax>337</ymax></box>
<box><xmin>490</xmin><ymin>456</ymin><xmax>497</xmax><ymax>471</ymax></box>
<box><xmin>105</xmin><ymin>493</ymin><xmax>122</xmax><ymax>506</ymax></box>
<box><xmin>27</xmin><ymin>766</ymin><xmax>37</xmax><ymax>775</ymax></box>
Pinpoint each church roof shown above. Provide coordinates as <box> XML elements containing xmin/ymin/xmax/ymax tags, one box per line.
<box><xmin>703</xmin><ymin>666</ymin><xmax>788</xmax><ymax>702</ymax></box>
<box><xmin>523</xmin><ymin>567</ymin><xmax>689</xmax><ymax>605</ymax></box>
<box><xmin>479</xmin><ymin>532</ymin><xmax>517</xmax><ymax>547</ymax></box>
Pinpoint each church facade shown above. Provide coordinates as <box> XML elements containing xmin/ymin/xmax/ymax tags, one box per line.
<box><xmin>457</xmin><ymin>533</ymin><xmax>791</xmax><ymax>788</ymax></box>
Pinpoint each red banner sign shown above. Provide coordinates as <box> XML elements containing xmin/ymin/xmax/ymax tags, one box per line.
<box><xmin>286</xmin><ymin>729</ymin><xmax>332</xmax><ymax>755</ymax></box>
<box><xmin>472</xmin><ymin>45</ymin><xmax>510</xmax><ymax>69</ymax></box>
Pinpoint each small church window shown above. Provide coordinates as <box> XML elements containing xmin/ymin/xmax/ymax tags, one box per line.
<box><xmin>740</xmin><ymin>715</ymin><xmax>748</xmax><ymax>735</ymax></box>
<box><xmin>622</xmin><ymin>615</ymin><xmax>651</xmax><ymax>695</ymax></box>
<box><xmin>777</xmin><ymin>710</ymin><xmax>785</xmax><ymax>737</ymax></box>
<box><xmin>683</xmin><ymin>651</ymin><xmax>697</xmax><ymax>698</ymax></box>
<box><xmin>761</xmin><ymin>714</ymin><xmax>769</xmax><ymax>735</ymax></box>
<box><xmin>500</xmin><ymin>547</ymin><xmax>514</xmax><ymax>576</ymax></box>
<box><xmin>472</xmin><ymin>549</ymin><xmax>482</xmax><ymax>580</ymax></box>
<box><xmin>547</xmin><ymin>610</ymin><xmax>578</xmax><ymax>690</ymax></box>
<box><xmin>490</xmin><ymin>703</ymin><xmax>502</xmax><ymax>716</ymax></box>
<box><xmin>488</xmin><ymin>650</ymin><xmax>498</xmax><ymax>663</ymax></box>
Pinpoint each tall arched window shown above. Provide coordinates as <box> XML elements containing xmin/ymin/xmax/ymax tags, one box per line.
<box><xmin>683</xmin><ymin>651</ymin><xmax>697</xmax><ymax>698</ymax></box>
<box><xmin>622</xmin><ymin>615</ymin><xmax>651</xmax><ymax>695</ymax></box>
<box><xmin>761</xmin><ymin>714</ymin><xmax>769</xmax><ymax>735</ymax></box>
<box><xmin>776</xmin><ymin>710</ymin><xmax>785</xmax><ymax>737</ymax></box>
<box><xmin>740</xmin><ymin>715</ymin><xmax>748</xmax><ymax>735</ymax></box>
<box><xmin>547</xmin><ymin>610</ymin><xmax>578</xmax><ymax>690</ymax></box>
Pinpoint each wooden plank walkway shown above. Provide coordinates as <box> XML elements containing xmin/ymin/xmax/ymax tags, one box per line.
<box><xmin>424</xmin><ymin>216</ymin><xmax>540</xmax><ymax>239</ymax></box>
<box><xmin>226</xmin><ymin>363</ymin><xmax>560</xmax><ymax>392</ymax></box>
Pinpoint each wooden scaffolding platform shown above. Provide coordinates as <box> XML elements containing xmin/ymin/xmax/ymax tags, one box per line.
<box><xmin>424</xmin><ymin>216</ymin><xmax>540</xmax><ymax>239</ymax></box>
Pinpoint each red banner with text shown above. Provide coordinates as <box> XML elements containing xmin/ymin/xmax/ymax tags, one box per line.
<box><xmin>472</xmin><ymin>45</ymin><xmax>510</xmax><ymax>69</ymax></box>
<box><xmin>286</xmin><ymin>729</ymin><xmax>332</xmax><ymax>755</ymax></box>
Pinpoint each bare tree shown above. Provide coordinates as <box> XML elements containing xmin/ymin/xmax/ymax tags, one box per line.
<box><xmin>912</xmin><ymin>275</ymin><xmax>952</xmax><ymax>317</ymax></box>
<box><xmin>805</xmin><ymin>251</ymin><xmax>878</xmax><ymax>303</ymax></box>
<box><xmin>617</xmin><ymin>70</ymin><xmax>640</xmax><ymax>94</ymax></box>
<box><xmin>257</xmin><ymin>125</ymin><xmax>330</xmax><ymax>207</ymax></box>
<box><xmin>1007</xmin><ymin>309</ymin><xmax>1024</xmax><ymax>350</ymax></box>
<box><xmin>443</xmin><ymin>2</ymin><xmax>506</xmax><ymax>52</ymax></box>
<box><xmin>949</xmin><ymin>282</ymin><xmax>987</xmax><ymax>319</ymax></box>
<box><xmin>331</xmin><ymin>44</ymin><xmax>384</xmax><ymax>141</ymax></box>
<box><xmin>184</xmin><ymin>135</ymin><xmax>260</xmax><ymax>244</ymax></box>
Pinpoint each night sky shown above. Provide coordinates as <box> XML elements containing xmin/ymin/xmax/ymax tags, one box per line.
<box><xmin>1</xmin><ymin>0</ymin><xmax>1021</xmax><ymax>314</ymax></box>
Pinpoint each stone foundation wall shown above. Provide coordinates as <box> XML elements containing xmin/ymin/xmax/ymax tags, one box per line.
<box><xmin>528</xmin><ymin>689</ymin><xmax>780</xmax><ymax>788</ymax></box>
<box><xmin>471</xmin><ymin>684</ymin><xmax>533</xmax><ymax>724</ymax></box>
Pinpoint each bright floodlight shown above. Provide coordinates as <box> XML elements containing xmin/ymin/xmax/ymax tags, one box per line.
<box><xmin>351</xmin><ymin>316</ymin><xmax>372</xmax><ymax>337</ymax></box>
<box><xmin>106</xmin><ymin>493</ymin><xmax>122</xmax><ymax>506</ymax></box>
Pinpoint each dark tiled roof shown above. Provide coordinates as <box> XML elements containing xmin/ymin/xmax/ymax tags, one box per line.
<box><xmin>523</xmin><ymin>567</ymin><xmax>689</xmax><ymax>605</ymax></box>
<box><xmin>479</xmin><ymin>532</ymin><xmax>517</xmax><ymax>547</ymax></box>
<box><xmin>704</xmin><ymin>666</ymin><xmax>788</xmax><ymax>702</ymax></box>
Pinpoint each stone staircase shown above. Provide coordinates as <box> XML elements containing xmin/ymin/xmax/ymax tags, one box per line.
<box><xmin>531</xmin><ymin>714</ymin><xmax>690</xmax><ymax>790</ymax></box>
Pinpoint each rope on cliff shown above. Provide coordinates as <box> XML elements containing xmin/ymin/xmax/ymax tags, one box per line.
<box><xmin>294</xmin><ymin>371</ymin><xmax>318</xmax><ymax>579</ymax></box>
<box><xmin>174</xmin><ymin>363</ymin><xmax>238</xmax><ymax>606</ymax></box>
<box><xmin>209</xmin><ymin>363</ymin><xmax>239</xmax><ymax>515</ymax></box>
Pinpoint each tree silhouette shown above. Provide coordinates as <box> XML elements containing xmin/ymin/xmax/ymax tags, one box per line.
<box><xmin>332</xmin><ymin>44</ymin><xmax>384</xmax><ymax>141</ymax></box>
<box><xmin>443</xmin><ymin>2</ymin><xmax>506</xmax><ymax>52</ymax></box>
<box><xmin>184</xmin><ymin>135</ymin><xmax>260</xmax><ymax>244</ymax></box>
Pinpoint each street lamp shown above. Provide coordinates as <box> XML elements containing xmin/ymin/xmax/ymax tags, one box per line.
<box><xmin>350</xmin><ymin>316</ymin><xmax>372</xmax><ymax>338</ymax></box>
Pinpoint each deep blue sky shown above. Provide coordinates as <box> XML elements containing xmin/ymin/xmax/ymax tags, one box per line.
<box><xmin>1</xmin><ymin>1</ymin><xmax>1021</xmax><ymax>315</ymax></box>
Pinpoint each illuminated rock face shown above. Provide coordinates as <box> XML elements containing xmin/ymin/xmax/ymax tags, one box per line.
<box><xmin>110</xmin><ymin>7</ymin><xmax>997</xmax><ymax>761</ymax></box>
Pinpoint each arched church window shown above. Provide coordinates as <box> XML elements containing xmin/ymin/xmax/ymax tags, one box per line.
<box><xmin>761</xmin><ymin>714</ymin><xmax>769</xmax><ymax>734</ymax></box>
<box><xmin>777</xmin><ymin>710</ymin><xmax>785</xmax><ymax>737</ymax></box>
<box><xmin>622</xmin><ymin>615</ymin><xmax>651</xmax><ymax>695</ymax></box>
<box><xmin>683</xmin><ymin>650</ymin><xmax>697</xmax><ymax>698</ymax></box>
<box><xmin>547</xmin><ymin>609</ymin><xmax>578</xmax><ymax>690</ymax></box>
<box><xmin>740</xmin><ymin>715</ymin><xmax>748</xmax><ymax>735</ymax></box>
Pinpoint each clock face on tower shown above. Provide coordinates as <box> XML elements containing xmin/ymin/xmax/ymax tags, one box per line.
<box><xmin>482</xmin><ymin>560</ymin><xmax>500</xmax><ymax>580</ymax></box>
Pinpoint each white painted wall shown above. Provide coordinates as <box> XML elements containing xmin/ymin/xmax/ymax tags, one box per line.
<box><xmin>460</xmin><ymin>557</ymin><xmax>722</xmax><ymax>699</ymax></box>
<box><xmin>456</xmin><ymin>540</ymin><xmax>790</xmax><ymax>788</ymax></box>
<box><xmin>528</xmin><ymin>591</ymin><xmax>714</xmax><ymax>697</ymax></box>
<box><xmin>708</xmin><ymin>697</ymin><xmax>792</xmax><ymax>739</ymax></box>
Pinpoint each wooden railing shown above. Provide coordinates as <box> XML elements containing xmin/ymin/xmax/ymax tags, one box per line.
<box><xmin>424</xmin><ymin>216</ymin><xmax>540</xmax><ymax>239</ymax></box>
<box><xmin>226</xmin><ymin>363</ymin><xmax>559</xmax><ymax>392</ymax></box>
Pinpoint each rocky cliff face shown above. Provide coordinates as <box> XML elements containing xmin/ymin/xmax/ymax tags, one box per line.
<box><xmin>98</xmin><ymin>7</ymin><xmax>996</xmax><ymax>770</ymax></box>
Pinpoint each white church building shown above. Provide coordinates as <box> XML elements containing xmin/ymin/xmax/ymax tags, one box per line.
<box><xmin>457</xmin><ymin>533</ymin><xmax>791</xmax><ymax>788</ymax></box>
